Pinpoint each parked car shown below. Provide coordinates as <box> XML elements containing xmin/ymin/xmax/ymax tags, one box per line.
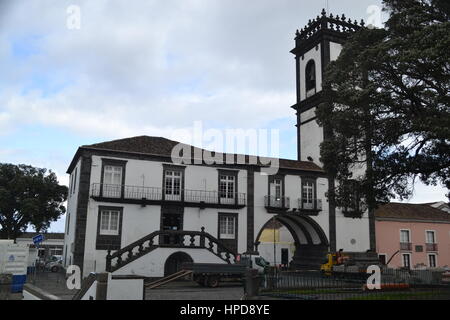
<box><xmin>45</xmin><ymin>259</ymin><xmax>64</xmax><ymax>272</ymax></box>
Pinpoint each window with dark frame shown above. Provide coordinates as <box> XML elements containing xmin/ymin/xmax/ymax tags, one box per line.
<box><xmin>164</xmin><ymin>170</ymin><xmax>182</xmax><ymax>200</ymax></box>
<box><xmin>96</xmin><ymin>206</ymin><xmax>123</xmax><ymax>250</ymax></box>
<box><xmin>219</xmin><ymin>215</ymin><xmax>236</xmax><ymax>239</ymax></box>
<box><xmin>103</xmin><ymin>165</ymin><xmax>123</xmax><ymax>198</ymax></box>
<box><xmin>302</xmin><ymin>180</ymin><xmax>314</xmax><ymax>209</ymax></box>
<box><xmin>99</xmin><ymin>209</ymin><xmax>120</xmax><ymax>235</ymax></box>
<box><xmin>219</xmin><ymin>174</ymin><xmax>236</xmax><ymax>203</ymax></box>
<box><xmin>217</xmin><ymin>212</ymin><xmax>238</xmax><ymax>253</ymax></box>
<box><xmin>268</xmin><ymin>176</ymin><xmax>284</xmax><ymax>208</ymax></box>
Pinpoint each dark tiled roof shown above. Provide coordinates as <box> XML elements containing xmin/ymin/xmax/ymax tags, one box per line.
<box><xmin>375</xmin><ymin>203</ymin><xmax>450</xmax><ymax>222</ymax></box>
<box><xmin>17</xmin><ymin>232</ymin><xmax>65</xmax><ymax>240</ymax></box>
<box><xmin>84</xmin><ymin>136</ymin><xmax>182</xmax><ymax>157</ymax></box>
<box><xmin>75</xmin><ymin>135</ymin><xmax>323</xmax><ymax>173</ymax></box>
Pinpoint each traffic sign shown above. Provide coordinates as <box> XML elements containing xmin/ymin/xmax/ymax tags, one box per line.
<box><xmin>32</xmin><ymin>234</ymin><xmax>44</xmax><ymax>246</ymax></box>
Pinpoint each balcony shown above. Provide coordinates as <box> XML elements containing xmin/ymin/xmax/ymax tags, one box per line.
<box><xmin>264</xmin><ymin>195</ymin><xmax>290</xmax><ymax>212</ymax></box>
<box><xmin>296</xmin><ymin>198</ymin><xmax>322</xmax><ymax>215</ymax></box>
<box><xmin>90</xmin><ymin>183</ymin><xmax>246</xmax><ymax>208</ymax></box>
<box><xmin>426</xmin><ymin>243</ymin><xmax>438</xmax><ymax>252</ymax></box>
<box><xmin>400</xmin><ymin>242</ymin><xmax>412</xmax><ymax>251</ymax></box>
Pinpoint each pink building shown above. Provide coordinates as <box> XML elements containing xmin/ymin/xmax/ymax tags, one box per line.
<box><xmin>375</xmin><ymin>203</ymin><xmax>450</xmax><ymax>269</ymax></box>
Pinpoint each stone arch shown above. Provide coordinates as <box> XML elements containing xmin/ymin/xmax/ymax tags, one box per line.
<box><xmin>164</xmin><ymin>251</ymin><xmax>193</xmax><ymax>276</ymax></box>
<box><xmin>256</xmin><ymin>214</ymin><xmax>329</xmax><ymax>270</ymax></box>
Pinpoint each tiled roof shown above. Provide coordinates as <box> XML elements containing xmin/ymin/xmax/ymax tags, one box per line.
<box><xmin>375</xmin><ymin>203</ymin><xmax>450</xmax><ymax>222</ymax></box>
<box><xmin>76</xmin><ymin>135</ymin><xmax>323</xmax><ymax>173</ymax></box>
<box><xmin>17</xmin><ymin>232</ymin><xmax>65</xmax><ymax>240</ymax></box>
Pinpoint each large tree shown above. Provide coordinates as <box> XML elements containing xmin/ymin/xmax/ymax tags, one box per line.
<box><xmin>0</xmin><ymin>163</ymin><xmax>68</xmax><ymax>239</ymax></box>
<box><xmin>316</xmin><ymin>0</ymin><xmax>450</xmax><ymax>213</ymax></box>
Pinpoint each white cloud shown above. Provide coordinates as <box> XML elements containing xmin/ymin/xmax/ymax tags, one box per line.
<box><xmin>2</xmin><ymin>0</ymin><xmax>447</xmax><ymax>233</ymax></box>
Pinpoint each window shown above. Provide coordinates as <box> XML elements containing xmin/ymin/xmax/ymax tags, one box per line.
<box><xmin>302</xmin><ymin>181</ymin><xmax>314</xmax><ymax>209</ymax></box>
<box><xmin>164</xmin><ymin>170</ymin><xmax>182</xmax><ymax>201</ymax></box>
<box><xmin>219</xmin><ymin>175</ymin><xmax>236</xmax><ymax>204</ymax></box>
<box><xmin>428</xmin><ymin>254</ymin><xmax>437</xmax><ymax>268</ymax></box>
<box><xmin>69</xmin><ymin>173</ymin><xmax>73</xmax><ymax>196</ymax></box>
<box><xmin>400</xmin><ymin>230</ymin><xmax>412</xmax><ymax>250</ymax></box>
<box><xmin>378</xmin><ymin>254</ymin><xmax>386</xmax><ymax>265</ymax></box>
<box><xmin>402</xmin><ymin>253</ymin><xmax>411</xmax><ymax>269</ymax></box>
<box><xmin>269</xmin><ymin>178</ymin><xmax>284</xmax><ymax>207</ymax></box>
<box><xmin>273</xmin><ymin>179</ymin><xmax>282</xmax><ymax>199</ymax></box>
<box><xmin>66</xmin><ymin>212</ymin><xmax>70</xmax><ymax>235</ymax></box>
<box><xmin>305</xmin><ymin>60</ymin><xmax>316</xmax><ymax>97</ymax></box>
<box><xmin>99</xmin><ymin>210</ymin><xmax>120</xmax><ymax>235</ymax></box>
<box><xmin>426</xmin><ymin>231</ymin><xmax>436</xmax><ymax>244</ymax></box>
<box><xmin>72</xmin><ymin>167</ymin><xmax>78</xmax><ymax>195</ymax></box>
<box><xmin>49</xmin><ymin>247</ymin><xmax>63</xmax><ymax>257</ymax></box>
<box><xmin>103</xmin><ymin>165</ymin><xmax>123</xmax><ymax>198</ymax></box>
<box><xmin>400</xmin><ymin>230</ymin><xmax>410</xmax><ymax>243</ymax></box>
<box><xmin>96</xmin><ymin>206</ymin><xmax>123</xmax><ymax>250</ymax></box>
<box><xmin>219</xmin><ymin>215</ymin><xmax>236</xmax><ymax>239</ymax></box>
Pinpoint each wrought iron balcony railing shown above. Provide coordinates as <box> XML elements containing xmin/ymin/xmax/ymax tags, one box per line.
<box><xmin>90</xmin><ymin>183</ymin><xmax>246</xmax><ymax>206</ymax></box>
<box><xmin>426</xmin><ymin>243</ymin><xmax>438</xmax><ymax>252</ymax></box>
<box><xmin>400</xmin><ymin>242</ymin><xmax>412</xmax><ymax>251</ymax></box>
<box><xmin>264</xmin><ymin>195</ymin><xmax>290</xmax><ymax>209</ymax></box>
<box><xmin>297</xmin><ymin>198</ymin><xmax>322</xmax><ymax>211</ymax></box>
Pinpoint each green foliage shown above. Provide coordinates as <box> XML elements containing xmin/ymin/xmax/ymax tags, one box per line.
<box><xmin>0</xmin><ymin>163</ymin><xmax>68</xmax><ymax>239</ymax></box>
<box><xmin>317</xmin><ymin>0</ymin><xmax>450</xmax><ymax>207</ymax></box>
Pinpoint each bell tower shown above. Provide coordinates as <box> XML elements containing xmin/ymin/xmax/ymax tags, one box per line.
<box><xmin>291</xmin><ymin>10</ymin><xmax>366</xmax><ymax>252</ymax></box>
<box><xmin>291</xmin><ymin>9</ymin><xmax>364</xmax><ymax>163</ymax></box>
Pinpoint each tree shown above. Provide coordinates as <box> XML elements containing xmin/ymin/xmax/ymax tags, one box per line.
<box><xmin>0</xmin><ymin>163</ymin><xmax>68</xmax><ymax>239</ymax></box>
<box><xmin>316</xmin><ymin>0</ymin><xmax>450</xmax><ymax>212</ymax></box>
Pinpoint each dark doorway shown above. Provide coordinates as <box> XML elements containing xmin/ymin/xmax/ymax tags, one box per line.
<box><xmin>164</xmin><ymin>252</ymin><xmax>193</xmax><ymax>276</ymax></box>
<box><xmin>161</xmin><ymin>208</ymin><xmax>183</xmax><ymax>245</ymax></box>
<box><xmin>281</xmin><ymin>248</ymin><xmax>289</xmax><ymax>267</ymax></box>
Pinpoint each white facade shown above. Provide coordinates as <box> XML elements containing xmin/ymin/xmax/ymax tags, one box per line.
<box><xmin>64</xmin><ymin>12</ymin><xmax>374</xmax><ymax>278</ymax></box>
<box><xmin>294</xmin><ymin>23</ymin><xmax>372</xmax><ymax>253</ymax></box>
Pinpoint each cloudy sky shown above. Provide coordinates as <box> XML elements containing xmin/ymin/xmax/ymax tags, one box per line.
<box><xmin>0</xmin><ymin>0</ymin><xmax>447</xmax><ymax>232</ymax></box>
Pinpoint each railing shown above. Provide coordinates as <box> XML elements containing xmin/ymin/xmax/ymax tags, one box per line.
<box><xmin>258</xmin><ymin>269</ymin><xmax>450</xmax><ymax>300</ymax></box>
<box><xmin>295</xmin><ymin>9</ymin><xmax>363</xmax><ymax>46</ymax></box>
<box><xmin>264</xmin><ymin>196</ymin><xmax>290</xmax><ymax>209</ymax></box>
<box><xmin>91</xmin><ymin>183</ymin><xmax>246</xmax><ymax>206</ymax></box>
<box><xmin>105</xmin><ymin>227</ymin><xmax>238</xmax><ymax>273</ymax></box>
<box><xmin>298</xmin><ymin>198</ymin><xmax>322</xmax><ymax>211</ymax></box>
<box><xmin>400</xmin><ymin>242</ymin><xmax>412</xmax><ymax>251</ymax></box>
<box><xmin>426</xmin><ymin>243</ymin><xmax>438</xmax><ymax>252</ymax></box>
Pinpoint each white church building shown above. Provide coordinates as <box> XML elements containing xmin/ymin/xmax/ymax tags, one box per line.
<box><xmin>63</xmin><ymin>10</ymin><xmax>376</xmax><ymax>278</ymax></box>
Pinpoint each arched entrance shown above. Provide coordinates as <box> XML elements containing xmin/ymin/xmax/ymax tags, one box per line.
<box><xmin>164</xmin><ymin>252</ymin><xmax>193</xmax><ymax>276</ymax></box>
<box><xmin>256</xmin><ymin>214</ymin><xmax>329</xmax><ymax>270</ymax></box>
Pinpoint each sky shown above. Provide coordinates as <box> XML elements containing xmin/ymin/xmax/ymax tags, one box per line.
<box><xmin>0</xmin><ymin>0</ymin><xmax>447</xmax><ymax>233</ymax></box>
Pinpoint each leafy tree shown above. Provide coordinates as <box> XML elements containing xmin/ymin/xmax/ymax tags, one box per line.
<box><xmin>0</xmin><ymin>163</ymin><xmax>68</xmax><ymax>239</ymax></box>
<box><xmin>317</xmin><ymin>0</ymin><xmax>450</xmax><ymax>213</ymax></box>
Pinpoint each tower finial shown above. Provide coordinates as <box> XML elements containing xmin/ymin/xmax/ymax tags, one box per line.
<box><xmin>321</xmin><ymin>8</ymin><xmax>326</xmax><ymax>16</ymax></box>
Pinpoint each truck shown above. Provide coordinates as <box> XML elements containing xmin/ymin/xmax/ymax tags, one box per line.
<box><xmin>183</xmin><ymin>255</ymin><xmax>270</xmax><ymax>288</ymax></box>
<box><xmin>320</xmin><ymin>250</ymin><xmax>381</xmax><ymax>280</ymax></box>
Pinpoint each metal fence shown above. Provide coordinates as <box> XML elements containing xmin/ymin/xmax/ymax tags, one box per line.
<box><xmin>259</xmin><ymin>269</ymin><xmax>450</xmax><ymax>300</ymax></box>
